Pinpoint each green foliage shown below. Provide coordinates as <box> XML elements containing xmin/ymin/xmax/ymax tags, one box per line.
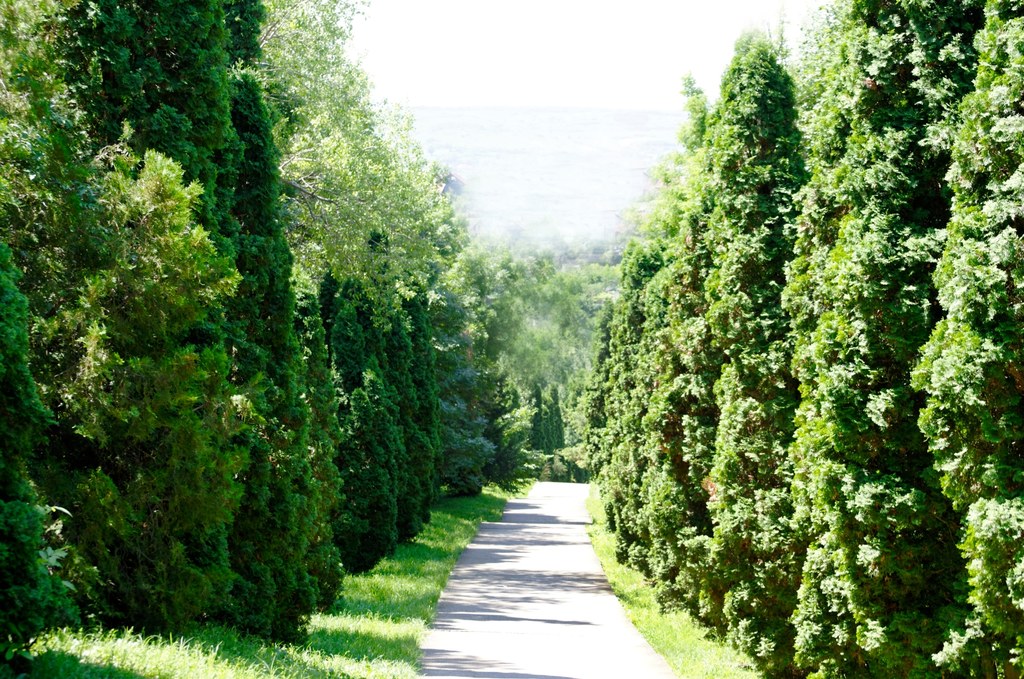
<box><xmin>596</xmin><ymin>238</ymin><xmax>668</xmax><ymax>579</ymax></box>
<box><xmin>913</xmin><ymin>2</ymin><xmax>1024</xmax><ymax>673</ymax></box>
<box><xmin>336</xmin><ymin>368</ymin><xmax>401</xmax><ymax>573</ymax></box>
<box><xmin>219</xmin><ymin>68</ymin><xmax>317</xmax><ymax>642</ymax></box>
<box><xmin>3</xmin><ymin>0</ymin><xmax>245</xmax><ymax>634</ymax></box>
<box><xmin>587</xmin><ymin>487</ymin><xmax>757</xmax><ymax>679</ymax></box>
<box><xmin>593</xmin><ymin>88</ymin><xmax>725</xmax><ymax>626</ymax></box>
<box><xmin>0</xmin><ymin>242</ymin><xmax>75</xmax><ymax>666</ymax></box>
<box><xmin>782</xmin><ymin>0</ymin><xmax>984</xmax><ymax>674</ymax></box>
<box><xmin>529</xmin><ymin>385</ymin><xmax>564</xmax><ymax>455</ymax></box>
<box><xmin>701</xmin><ymin>34</ymin><xmax>806</xmax><ymax>676</ymax></box>
<box><xmin>47</xmin><ymin>150</ymin><xmax>245</xmax><ymax>631</ymax></box>
<box><xmin>326</xmin><ymin>280</ymin><xmax>400</xmax><ymax>572</ymax></box>
<box><xmin>404</xmin><ymin>294</ymin><xmax>443</xmax><ymax>526</ymax></box>
<box><xmin>482</xmin><ymin>378</ymin><xmax>541</xmax><ymax>490</ymax></box>
<box><xmin>59</xmin><ymin>0</ymin><xmax>234</xmax><ymax>235</ymax></box>
<box><xmin>2</xmin><ymin>0</ymin><xmax>528</xmax><ymax>652</ymax></box>
<box><xmin>263</xmin><ymin>0</ymin><xmax>461</xmax><ymax>300</ymax></box>
<box><xmin>293</xmin><ymin>285</ymin><xmax>344</xmax><ymax>611</ymax></box>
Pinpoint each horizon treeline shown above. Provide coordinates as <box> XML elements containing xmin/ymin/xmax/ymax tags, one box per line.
<box><xmin>584</xmin><ymin>1</ymin><xmax>1024</xmax><ymax>677</ymax></box>
<box><xmin>0</xmin><ymin>0</ymin><xmax>553</xmax><ymax>659</ymax></box>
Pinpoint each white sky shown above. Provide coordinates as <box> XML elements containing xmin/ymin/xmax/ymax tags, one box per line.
<box><xmin>349</xmin><ymin>0</ymin><xmax>829</xmax><ymax>111</ymax></box>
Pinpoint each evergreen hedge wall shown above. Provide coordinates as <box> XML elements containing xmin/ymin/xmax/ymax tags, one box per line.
<box><xmin>590</xmin><ymin>2</ymin><xmax>1024</xmax><ymax>676</ymax></box>
<box><xmin>1</xmin><ymin>0</ymin><xmax>491</xmax><ymax>649</ymax></box>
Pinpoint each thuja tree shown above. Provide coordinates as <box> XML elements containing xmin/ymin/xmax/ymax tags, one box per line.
<box><xmin>293</xmin><ymin>285</ymin><xmax>343</xmax><ymax>610</ymax></box>
<box><xmin>579</xmin><ymin>305</ymin><xmax>613</xmax><ymax>476</ymax></box>
<box><xmin>701</xmin><ymin>34</ymin><xmax>806</xmax><ymax>675</ymax></box>
<box><xmin>211</xmin><ymin>0</ymin><xmax>323</xmax><ymax>640</ymax></box>
<box><xmin>597</xmin><ymin>239</ymin><xmax>664</xmax><ymax>571</ymax></box>
<box><xmin>328</xmin><ymin>279</ymin><xmax>400</xmax><ymax>572</ymax></box>
<box><xmin>529</xmin><ymin>385</ymin><xmax>564</xmax><ymax>456</ymax></box>
<box><xmin>913</xmin><ymin>2</ymin><xmax>1024</xmax><ymax>674</ymax></box>
<box><xmin>782</xmin><ymin>0</ymin><xmax>983</xmax><ymax>674</ymax></box>
<box><xmin>0</xmin><ymin>242</ymin><xmax>74</xmax><ymax>663</ymax></box>
<box><xmin>382</xmin><ymin>307</ymin><xmax>425</xmax><ymax>541</ymax></box>
<box><xmin>406</xmin><ymin>294</ymin><xmax>442</xmax><ymax>524</ymax></box>
<box><xmin>629</xmin><ymin>84</ymin><xmax>721</xmax><ymax>624</ymax></box>
<box><xmin>219</xmin><ymin>67</ymin><xmax>317</xmax><ymax>641</ymax></box>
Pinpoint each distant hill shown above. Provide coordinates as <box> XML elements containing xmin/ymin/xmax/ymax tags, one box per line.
<box><xmin>410</xmin><ymin>107</ymin><xmax>685</xmax><ymax>245</ymax></box>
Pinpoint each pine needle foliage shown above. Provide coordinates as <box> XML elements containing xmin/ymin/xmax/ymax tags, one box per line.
<box><xmin>43</xmin><ymin>150</ymin><xmax>245</xmax><ymax>631</ymax></box>
<box><xmin>59</xmin><ymin>0</ymin><xmax>234</xmax><ymax>238</ymax></box>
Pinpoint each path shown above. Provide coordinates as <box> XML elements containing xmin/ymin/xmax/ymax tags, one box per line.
<box><xmin>420</xmin><ymin>482</ymin><xmax>676</xmax><ymax>679</ymax></box>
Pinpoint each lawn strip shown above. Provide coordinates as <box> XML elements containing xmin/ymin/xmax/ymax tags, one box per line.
<box><xmin>585</xmin><ymin>485</ymin><xmax>757</xmax><ymax>679</ymax></box>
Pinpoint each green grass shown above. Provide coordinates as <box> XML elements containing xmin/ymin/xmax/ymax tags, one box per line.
<box><xmin>24</xmin><ymin>488</ymin><xmax>514</xmax><ymax>679</ymax></box>
<box><xmin>586</xmin><ymin>485</ymin><xmax>758</xmax><ymax>679</ymax></box>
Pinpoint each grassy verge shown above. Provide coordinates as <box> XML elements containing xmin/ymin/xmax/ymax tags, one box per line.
<box><xmin>586</xmin><ymin>485</ymin><xmax>757</xmax><ymax>679</ymax></box>
<box><xmin>24</xmin><ymin>488</ymin><xmax>514</xmax><ymax>679</ymax></box>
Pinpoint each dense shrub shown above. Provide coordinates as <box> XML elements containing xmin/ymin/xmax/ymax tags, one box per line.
<box><xmin>0</xmin><ymin>242</ymin><xmax>75</xmax><ymax>665</ymax></box>
<box><xmin>701</xmin><ymin>34</ymin><xmax>806</xmax><ymax>676</ymax></box>
<box><xmin>913</xmin><ymin>1</ymin><xmax>1024</xmax><ymax>673</ymax></box>
<box><xmin>40</xmin><ymin>151</ymin><xmax>245</xmax><ymax>630</ymax></box>
<box><xmin>782</xmin><ymin>0</ymin><xmax>984</xmax><ymax>674</ymax></box>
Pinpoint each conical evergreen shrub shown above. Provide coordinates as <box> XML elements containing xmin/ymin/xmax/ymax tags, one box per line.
<box><xmin>782</xmin><ymin>0</ymin><xmax>984</xmax><ymax>673</ymax></box>
<box><xmin>701</xmin><ymin>34</ymin><xmax>806</xmax><ymax>675</ymax></box>
<box><xmin>219</xmin><ymin>68</ymin><xmax>316</xmax><ymax>641</ymax></box>
<box><xmin>913</xmin><ymin>1</ymin><xmax>1024</xmax><ymax>673</ymax></box>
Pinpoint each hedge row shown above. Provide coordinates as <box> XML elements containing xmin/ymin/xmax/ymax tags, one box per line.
<box><xmin>585</xmin><ymin>2</ymin><xmax>1024</xmax><ymax>676</ymax></box>
<box><xmin>0</xmin><ymin>0</ymin><xmax>518</xmax><ymax>660</ymax></box>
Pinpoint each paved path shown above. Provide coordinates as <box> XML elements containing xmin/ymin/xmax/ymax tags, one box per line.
<box><xmin>420</xmin><ymin>482</ymin><xmax>676</xmax><ymax>679</ymax></box>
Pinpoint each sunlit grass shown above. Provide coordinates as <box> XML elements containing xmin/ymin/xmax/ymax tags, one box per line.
<box><xmin>586</xmin><ymin>485</ymin><xmax>757</xmax><ymax>679</ymax></box>
<box><xmin>24</xmin><ymin>487</ymin><xmax>515</xmax><ymax>679</ymax></box>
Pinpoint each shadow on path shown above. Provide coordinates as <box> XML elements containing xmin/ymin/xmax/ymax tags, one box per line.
<box><xmin>419</xmin><ymin>482</ymin><xmax>676</xmax><ymax>679</ymax></box>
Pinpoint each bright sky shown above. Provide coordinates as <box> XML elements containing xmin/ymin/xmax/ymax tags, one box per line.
<box><xmin>349</xmin><ymin>0</ymin><xmax>829</xmax><ymax>111</ymax></box>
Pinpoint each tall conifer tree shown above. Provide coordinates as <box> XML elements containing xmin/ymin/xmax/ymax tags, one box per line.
<box><xmin>914</xmin><ymin>2</ymin><xmax>1024</xmax><ymax>673</ymax></box>
<box><xmin>328</xmin><ymin>280</ymin><xmax>400</xmax><ymax>572</ymax></box>
<box><xmin>632</xmin><ymin>85</ymin><xmax>721</xmax><ymax>623</ymax></box>
<box><xmin>406</xmin><ymin>294</ymin><xmax>442</xmax><ymax>524</ymax></box>
<box><xmin>0</xmin><ymin>242</ymin><xmax>74</xmax><ymax>661</ymax></box>
<box><xmin>599</xmin><ymin>240</ymin><xmax>665</xmax><ymax>571</ymax></box>
<box><xmin>702</xmin><ymin>34</ymin><xmax>806</xmax><ymax>676</ymax></box>
<box><xmin>294</xmin><ymin>287</ymin><xmax>344</xmax><ymax>610</ymax></box>
<box><xmin>213</xmin><ymin>0</ymin><xmax>320</xmax><ymax>641</ymax></box>
<box><xmin>49</xmin><ymin>0</ymin><xmax>246</xmax><ymax>629</ymax></box>
<box><xmin>782</xmin><ymin>1</ymin><xmax>983</xmax><ymax>674</ymax></box>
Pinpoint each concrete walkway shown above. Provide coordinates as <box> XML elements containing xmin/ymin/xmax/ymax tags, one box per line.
<box><xmin>420</xmin><ymin>482</ymin><xmax>676</xmax><ymax>679</ymax></box>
